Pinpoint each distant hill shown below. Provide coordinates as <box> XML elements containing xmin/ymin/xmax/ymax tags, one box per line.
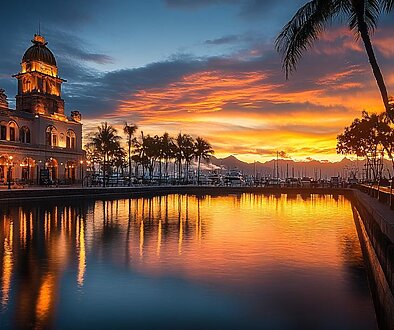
<box><xmin>208</xmin><ymin>155</ymin><xmax>392</xmax><ymax>179</ymax></box>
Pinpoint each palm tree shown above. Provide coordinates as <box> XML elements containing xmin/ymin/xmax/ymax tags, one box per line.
<box><xmin>161</xmin><ymin>132</ymin><xmax>174</xmax><ymax>181</ymax></box>
<box><xmin>175</xmin><ymin>133</ymin><xmax>185</xmax><ymax>180</ymax></box>
<box><xmin>174</xmin><ymin>133</ymin><xmax>194</xmax><ymax>182</ymax></box>
<box><xmin>88</xmin><ymin>122</ymin><xmax>122</xmax><ymax>187</ymax></box>
<box><xmin>276</xmin><ymin>0</ymin><xmax>393</xmax><ymax>120</ymax></box>
<box><xmin>124</xmin><ymin>122</ymin><xmax>138</xmax><ymax>186</ymax></box>
<box><xmin>111</xmin><ymin>146</ymin><xmax>126</xmax><ymax>186</ymax></box>
<box><xmin>194</xmin><ymin>137</ymin><xmax>214</xmax><ymax>185</ymax></box>
<box><xmin>182</xmin><ymin>135</ymin><xmax>195</xmax><ymax>182</ymax></box>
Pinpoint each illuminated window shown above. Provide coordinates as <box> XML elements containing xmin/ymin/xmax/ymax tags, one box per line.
<box><xmin>8</xmin><ymin>122</ymin><xmax>18</xmax><ymax>142</ymax></box>
<box><xmin>66</xmin><ymin>130</ymin><xmax>76</xmax><ymax>149</ymax></box>
<box><xmin>46</xmin><ymin>126</ymin><xmax>58</xmax><ymax>146</ymax></box>
<box><xmin>9</xmin><ymin>127</ymin><xmax>15</xmax><ymax>141</ymax></box>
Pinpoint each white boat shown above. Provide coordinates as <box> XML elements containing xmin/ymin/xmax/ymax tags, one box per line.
<box><xmin>224</xmin><ymin>169</ymin><xmax>244</xmax><ymax>185</ymax></box>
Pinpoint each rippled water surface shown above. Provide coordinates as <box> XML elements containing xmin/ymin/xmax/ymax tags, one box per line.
<box><xmin>0</xmin><ymin>194</ymin><xmax>377</xmax><ymax>329</ymax></box>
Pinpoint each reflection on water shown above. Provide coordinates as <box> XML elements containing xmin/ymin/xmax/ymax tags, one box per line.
<box><xmin>0</xmin><ymin>194</ymin><xmax>377</xmax><ymax>329</ymax></box>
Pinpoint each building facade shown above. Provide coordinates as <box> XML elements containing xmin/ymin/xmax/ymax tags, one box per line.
<box><xmin>0</xmin><ymin>34</ymin><xmax>84</xmax><ymax>185</ymax></box>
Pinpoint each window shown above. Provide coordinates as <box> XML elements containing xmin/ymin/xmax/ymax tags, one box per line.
<box><xmin>20</xmin><ymin>126</ymin><xmax>31</xmax><ymax>143</ymax></box>
<box><xmin>66</xmin><ymin>130</ymin><xmax>76</xmax><ymax>149</ymax></box>
<box><xmin>9</xmin><ymin>127</ymin><xmax>15</xmax><ymax>141</ymax></box>
<box><xmin>46</xmin><ymin>126</ymin><xmax>58</xmax><ymax>146</ymax></box>
<box><xmin>0</xmin><ymin>125</ymin><xmax>6</xmax><ymax>140</ymax></box>
<box><xmin>8</xmin><ymin>122</ymin><xmax>18</xmax><ymax>142</ymax></box>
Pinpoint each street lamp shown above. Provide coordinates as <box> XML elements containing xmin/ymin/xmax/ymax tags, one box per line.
<box><xmin>7</xmin><ymin>155</ymin><xmax>13</xmax><ymax>190</ymax></box>
<box><xmin>80</xmin><ymin>160</ymin><xmax>84</xmax><ymax>187</ymax></box>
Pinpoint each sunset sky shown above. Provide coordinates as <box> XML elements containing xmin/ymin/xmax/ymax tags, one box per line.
<box><xmin>0</xmin><ymin>0</ymin><xmax>393</xmax><ymax>162</ymax></box>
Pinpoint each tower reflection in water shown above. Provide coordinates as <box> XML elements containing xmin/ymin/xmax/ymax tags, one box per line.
<box><xmin>0</xmin><ymin>194</ymin><xmax>376</xmax><ymax>329</ymax></box>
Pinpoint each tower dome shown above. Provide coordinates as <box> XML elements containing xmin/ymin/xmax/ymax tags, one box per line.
<box><xmin>14</xmin><ymin>33</ymin><xmax>66</xmax><ymax>115</ymax></box>
<box><xmin>22</xmin><ymin>34</ymin><xmax>56</xmax><ymax>66</ymax></box>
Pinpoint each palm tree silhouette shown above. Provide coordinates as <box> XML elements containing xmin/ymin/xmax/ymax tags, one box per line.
<box><xmin>276</xmin><ymin>0</ymin><xmax>393</xmax><ymax>120</ymax></box>
<box><xmin>175</xmin><ymin>133</ymin><xmax>195</xmax><ymax>182</ymax></box>
<box><xmin>88</xmin><ymin>122</ymin><xmax>122</xmax><ymax>187</ymax></box>
<box><xmin>182</xmin><ymin>135</ymin><xmax>195</xmax><ymax>183</ymax></box>
<box><xmin>123</xmin><ymin>123</ymin><xmax>138</xmax><ymax>186</ymax></box>
<box><xmin>161</xmin><ymin>132</ymin><xmax>174</xmax><ymax>181</ymax></box>
<box><xmin>194</xmin><ymin>137</ymin><xmax>214</xmax><ymax>185</ymax></box>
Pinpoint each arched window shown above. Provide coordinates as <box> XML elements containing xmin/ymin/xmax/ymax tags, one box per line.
<box><xmin>0</xmin><ymin>122</ymin><xmax>6</xmax><ymax>140</ymax></box>
<box><xmin>46</xmin><ymin>126</ymin><xmax>58</xmax><ymax>146</ymax></box>
<box><xmin>66</xmin><ymin>130</ymin><xmax>76</xmax><ymax>149</ymax></box>
<box><xmin>8</xmin><ymin>122</ymin><xmax>18</xmax><ymax>142</ymax></box>
<box><xmin>20</xmin><ymin>126</ymin><xmax>31</xmax><ymax>143</ymax></box>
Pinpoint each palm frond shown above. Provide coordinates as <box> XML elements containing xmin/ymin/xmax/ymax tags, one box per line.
<box><xmin>275</xmin><ymin>0</ymin><xmax>341</xmax><ymax>78</ymax></box>
<box><xmin>347</xmin><ymin>0</ymin><xmax>380</xmax><ymax>32</ymax></box>
<box><xmin>382</xmin><ymin>0</ymin><xmax>393</xmax><ymax>11</ymax></box>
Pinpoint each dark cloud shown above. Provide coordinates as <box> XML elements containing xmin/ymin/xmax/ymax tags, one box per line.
<box><xmin>205</xmin><ymin>35</ymin><xmax>241</xmax><ymax>45</ymax></box>
<box><xmin>45</xmin><ymin>30</ymin><xmax>113</xmax><ymax>65</ymax></box>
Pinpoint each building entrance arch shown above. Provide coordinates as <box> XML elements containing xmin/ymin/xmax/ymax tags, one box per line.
<box><xmin>46</xmin><ymin>158</ymin><xmax>58</xmax><ymax>182</ymax></box>
<box><xmin>65</xmin><ymin>161</ymin><xmax>76</xmax><ymax>182</ymax></box>
<box><xmin>20</xmin><ymin>157</ymin><xmax>35</xmax><ymax>182</ymax></box>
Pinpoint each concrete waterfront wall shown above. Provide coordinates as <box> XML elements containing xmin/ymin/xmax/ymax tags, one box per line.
<box><xmin>353</xmin><ymin>190</ymin><xmax>394</xmax><ymax>330</ymax></box>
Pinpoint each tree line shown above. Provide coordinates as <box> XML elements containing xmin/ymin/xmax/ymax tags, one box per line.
<box><xmin>85</xmin><ymin>122</ymin><xmax>214</xmax><ymax>186</ymax></box>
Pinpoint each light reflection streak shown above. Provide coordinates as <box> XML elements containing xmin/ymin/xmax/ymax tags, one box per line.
<box><xmin>139</xmin><ymin>220</ymin><xmax>144</xmax><ymax>258</ymax></box>
<box><xmin>1</xmin><ymin>221</ymin><xmax>13</xmax><ymax>308</ymax></box>
<box><xmin>35</xmin><ymin>274</ymin><xmax>55</xmax><ymax>327</ymax></box>
<box><xmin>157</xmin><ymin>219</ymin><xmax>162</xmax><ymax>257</ymax></box>
<box><xmin>77</xmin><ymin>217</ymin><xmax>86</xmax><ymax>287</ymax></box>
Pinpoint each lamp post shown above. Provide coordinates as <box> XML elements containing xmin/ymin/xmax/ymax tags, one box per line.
<box><xmin>86</xmin><ymin>160</ymin><xmax>91</xmax><ymax>187</ymax></box>
<box><xmin>37</xmin><ymin>160</ymin><xmax>41</xmax><ymax>185</ymax></box>
<box><xmin>80</xmin><ymin>160</ymin><xmax>84</xmax><ymax>187</ymax></box>
<box><xmin>7</xmin><ymin>156</ymin><xmax>13</xmax><ymax>190</ymax></box>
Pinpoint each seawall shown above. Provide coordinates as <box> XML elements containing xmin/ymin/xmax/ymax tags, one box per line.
<box><xmin>352</xmin><ymin>190</ymin><xmax>394</xmax><ymax>330</ymax></box>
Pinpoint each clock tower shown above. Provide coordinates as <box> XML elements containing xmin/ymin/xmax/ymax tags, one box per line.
<box><xmin>14</xmin><ymin>34</ymin><xmax>66</xmax><ymax>115</ymax></box>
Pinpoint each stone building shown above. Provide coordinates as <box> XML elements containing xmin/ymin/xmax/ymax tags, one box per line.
<box><xmin>0</xmin><ymin>33</ymin><xmax>84</xmax><ymax>185</ymax></box>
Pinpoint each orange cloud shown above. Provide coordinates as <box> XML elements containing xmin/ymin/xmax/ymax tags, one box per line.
<box><xmin>85</xmin><ymin>26</ymin><xmax>393</xmax><ymax>163</ymax></box>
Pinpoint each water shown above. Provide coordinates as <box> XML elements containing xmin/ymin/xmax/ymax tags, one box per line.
<box><xmin>0</xmin><ymin>193</ymin><xmax>377</xmax><ymax>329</ymax></box>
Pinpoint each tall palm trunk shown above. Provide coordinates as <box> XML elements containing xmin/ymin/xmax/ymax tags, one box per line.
<box><xmin>178</xmin><ymin>158</ymin><xmax>182</xmax><ymax>181</ymax></box>
<box><xmin>103</xmin><ymin>155</ymin><xmax>106</xmax><ymax>187</ymax></box>
<box><xmin>128</xmin><ymin>138</ymin><xmax>132</xmax><ymax>186</ymax></box>
<box><xmin>197</xmin><ymin>155</ymin><xmax>201</xmax><ymax>185</ymax></box>
<box><xmin>358</xmin><ymin>20</ymin><xmax>391</xmax><ymax>119</ymax></box>
<box><xmin>159</xmin><ymin>158</ymin><xmax>162</xmax><ymax>184</ymax></box>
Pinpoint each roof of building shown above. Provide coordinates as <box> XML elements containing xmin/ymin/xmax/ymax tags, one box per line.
<box><xmin>22</xmin><ymin>34</ymin><xmax>56</xmax><ymax>66</ymax></box>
